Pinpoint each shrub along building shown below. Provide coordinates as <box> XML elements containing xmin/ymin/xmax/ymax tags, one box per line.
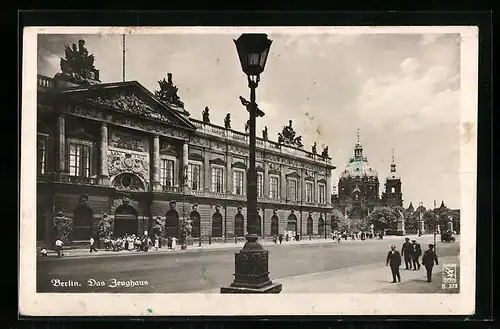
<box><xmin>36</xmin><ymin>39</ymin><xmax>336</xmax><ymax>245</ymax></box>
<box><xmin>331</xmin><ymin>130</ymin><xmax>403</xmax><ymax>224</ymax></box>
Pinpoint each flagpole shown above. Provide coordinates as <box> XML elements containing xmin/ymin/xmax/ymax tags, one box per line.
<box><xmin>122</xmin><ymin>34</ymin><xmax>126</xmax><ymax>82</ymax></box>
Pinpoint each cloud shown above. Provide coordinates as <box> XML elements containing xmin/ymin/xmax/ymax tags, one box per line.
<box><xmin>353</xmin><ymin>57</ymin><xmax>460</xmax><ymax>131</ymax></box>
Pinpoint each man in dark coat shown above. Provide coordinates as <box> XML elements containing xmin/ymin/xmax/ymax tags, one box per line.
<box><xmin>411</xmin><ymin>239</ymin><xmax>422</xmax><ymax>270</ymax></box>
<box><xmin>422</xmin><ymin>244</ymin><xmax>439</xmax><ymax>282</ymax></box>
<box><xmin>386</xmin><ymin>245</ymin><xmax>402</xmax><ymax>283</ymax></box>
<box><xmin>401</xmin><ymin>237</ymin><xmax>413</xmax><ymax>270</ymax></box>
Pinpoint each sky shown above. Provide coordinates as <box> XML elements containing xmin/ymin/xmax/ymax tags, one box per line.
<box><xmin>37</xmin><ymin>30</ymin><xmax>462</xmax><ymax>209</ymax></box>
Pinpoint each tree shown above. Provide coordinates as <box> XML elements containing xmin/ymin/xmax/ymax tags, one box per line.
<box><xmin>404</xmin><ymin>208</ymin><xmax>418</xmax><ymax>233</ymax></box>
<box><xmin>151</xmin><ymin>216</ymin><xmax>165</xmax><ymax>238</ymax></box>
<box><xmin>366</xmin><ymin>206</ymin><xmax>398</xmax><ymax>231</ymax></box>
<box><xmin>423</xmin><ymin>210</ymin><xmax>438</xmax><ymax>232</ymax></box>
<box><xmin>53</xmin><ymin>212</ymin><xmax>73</xmax><ymax>244</ymax></box>
<box><xmin>97</xmin><ymin>214</ymin><xmax>113</xmax><ymax>240</ymax></box>
<box><xmin>330</xmin><ymin>209</ymin><xmax>348</xmax><ymax>232</ymax></box>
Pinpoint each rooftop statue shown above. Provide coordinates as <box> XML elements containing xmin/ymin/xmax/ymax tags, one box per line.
<box><xmin>224</xmin><ymin>113</ymin><xmax>231</xmax><ymax>129</ymax></box>
<box><xmin>244</xmin><ymin>120</ymin><xmax>250</xmax><ymax>133</ymax></box>
<box><xmin>202</xmin><ymin>106</ymin><xmax>210</xmax><ymax>123</ymax></box>
<box><xmin>155</xmin><ymin>73</ymin><xmax>185</xmax><ymax>108</ymax></box>
<box><xmin>262</xmin><ymin>126</ymin><xmax>268</xmax><ymax>140</ymax></box>
<box><xmin>59</xmin><ymin>39</ymin><xmax>100</xmax><ymax>84</ymax></box>
<box><xmin>312</xmin><ymin>142</ymin><xmax>317</xmax><ymax>154</ymax></box>
<box><xmin>321</xmin><ymin>145</ymin><xmax>329</xmax><ymax>158</ymax></box>
<box><xmin>277</xmin><ymin>120</ymin><xmax>304</xmax><ymax>148</ymax></box>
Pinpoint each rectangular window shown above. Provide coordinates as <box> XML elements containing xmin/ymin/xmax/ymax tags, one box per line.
<box><xmin>233</xmin><ymin>170</ymin><xmax>244</xmax><ymax>195</ymax></box>
<box><xmin>68</xmin><ymin>142</ymin><xmax>91</xmax><ymax>177</ymax></box>
<box><xmin>37</xmin><ymin>135</ymin><xmax>47</xmax><ymax>174</ymax></box>
<box><xmin>287</xmin><ymin>179</ymin><xmax>298</xmax><ymax>201</ymax></box>
<box><xmin>305</xmin><ymin>181</ymin><xmax>313</xmax><ymax>202</ymax></box>
<box><xmin>211</xmin><ymin>167</ymin><xmax>224</xmax><ymax>193</ymax></box>
<box><xmin>257</xmin><ymin>173</ymin><xmax>264</xmax><ymax>197</ymax></box>
<box><xmin>188</xmin><ymin>163</ymin><xmax>201</xmax><ymax>190</ymax></box>
<box><xmin>269</xmin><ymin>175</ymin><xmax>279</xmax><ymax>199</ymax></box>
<box><xmin>318</xmin><ymin>184</ymin><xmax>326</xmax><ymax>204</ymax></box>
<box><xmin>160</xmin><ymin>159</ymin><xmax>174</xmax><ymax>187</ymax></box>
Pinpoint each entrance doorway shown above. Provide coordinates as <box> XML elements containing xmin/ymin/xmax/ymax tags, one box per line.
<box><xmin>165</xmin><ymin>210</ymin><xmax>179</xmax><ymax>238</ymax></box>
<box><xmin>270</xmin><ymin>215</ymin><xmax>279</xmax><ymax>236</ymax></box>
<box><xmin>114</xmin><ymin>205</ymin><xmax>138</xmax><ymax>237</ymax></box>
<box><xmin>287</xmin><ymin>213</ymin><xmax>298</xmax><ymax>237</ymax></box>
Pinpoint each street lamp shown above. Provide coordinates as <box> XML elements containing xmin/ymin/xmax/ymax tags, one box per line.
<box><xmin>221</xmin><ymin>33</ymin><xmax>282</xmax><ymax>294</ymax></box>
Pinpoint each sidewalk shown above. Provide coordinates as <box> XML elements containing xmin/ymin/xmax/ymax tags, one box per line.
<box><xmin>200</xmin><ymin>255</ymin><xmax>459</xmax><ymax>294</ymax></box>
<box><xmin>39</xmin><ymin>234</ymin><xmax>432</xmax><ymax>259</ymax></box>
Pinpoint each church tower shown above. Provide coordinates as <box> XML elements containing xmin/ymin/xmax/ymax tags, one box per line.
<box><xmin>381</xmin><ymin>149</ymin><xmax>403</xmax><ymax>206</ymax></box>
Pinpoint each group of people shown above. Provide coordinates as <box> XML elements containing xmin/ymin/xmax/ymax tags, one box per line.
<box><xmin>102</xmin><ymin>234</ymin><xmax>179</xmax><ymax>252</ymax></box>
<box><xmin>386</xmin><ymin>237</ymin><xmax>439</xmax><ymax>283</ymax></box>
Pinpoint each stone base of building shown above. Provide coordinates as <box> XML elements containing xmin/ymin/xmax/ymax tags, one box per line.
<box><xmin>395</xmin><ymin>230</ymin><xmax>406</xmax><ymax>236</ymax></box>
<box><xmin>220</xmin><ymin>282</ymin><xmax>282</xmax><ymax>294</ymax></box>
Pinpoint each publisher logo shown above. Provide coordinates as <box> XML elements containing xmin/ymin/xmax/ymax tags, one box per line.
<box><xmin>442</xmin><ymin>264</ymin><xmax>457</xmax><ymax>284</ymax></box>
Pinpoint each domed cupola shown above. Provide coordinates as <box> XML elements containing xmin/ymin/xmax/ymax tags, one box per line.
<box><xmin>340</xmin><ymin>129</ymin><xmax>379</xmax><ymax>179</ymax></box>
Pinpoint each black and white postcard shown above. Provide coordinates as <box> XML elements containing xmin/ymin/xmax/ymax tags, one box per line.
<box><xmin>20</xmin><ymin>26</ymin><xmax>478</xmax><ymax>316</ymax></box>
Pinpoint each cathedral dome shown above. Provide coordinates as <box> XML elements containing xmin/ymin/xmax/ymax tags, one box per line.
<box><xmin>340</xmin><ymin>156</ymin><xmax>379</xmax><ymax>179</ymax></box>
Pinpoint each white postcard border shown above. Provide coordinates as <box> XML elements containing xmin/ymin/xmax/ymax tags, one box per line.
<box><xmin>20</xmin><ymin>26</ymin><xmax>478</xmax><ymax>316</ymax></box>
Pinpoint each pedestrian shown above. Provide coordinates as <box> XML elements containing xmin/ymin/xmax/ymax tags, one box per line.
<box><xmin>385</xmin><ymin>245</ymin><xmax>402</xmax><ymax>283</ymax></box>
<box><xmin>278</xmin><ymin>234</ymin><xmax>283</xmax><ymax>244</ymax></box>
<box><xmin>411</xmin><ymin>239</ymin><xmax>422</xmax><ymax>270</ymax></box>
<box><xmin>54</xmin><ymin>238</ymin><xmax>64</xmax><ymax>257</ymax></box>
<box><xmin>401</xmin><ymin>237</ymin><xmax>413</xmax><ymax>270</ymax></box>
<box><xmin>40</xmin><ymin>247</ymin><xmax>47</xmax><ymax>257</ymax></box>
<box><xmin>422</xmin><ymin>244</ymin><xmax>439</xmax><ymax>282</ymax></box>
<box><xmin>89</xmin><ymin>236</ymin><xmax>98</xmax><ymax>253</ymax></box>
<box><xmin>273</xmin><ymin>235</ymin><xmax>277</xmax><ymax>244</ymax></box>
<box><xmin>154</xmin><ymin>237</ymin><xmax>159</xmax><ymax>251</ymax></box>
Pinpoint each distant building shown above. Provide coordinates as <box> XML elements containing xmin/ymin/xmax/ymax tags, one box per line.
<box><xmin>36</xmin><ymin>39</ymin><xmax>336</xmax><ymax>245</ymax></box>
<box><xmin>331</xmin><ymin>132</ymin><xmax>403</xmax><ymax>220</ymax></box>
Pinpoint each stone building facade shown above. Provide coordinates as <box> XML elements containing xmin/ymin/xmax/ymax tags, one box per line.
<box><xmin>36</xmin><ymin>40</ymin><xmax>336</xmax><ymax>245</ymax></box>
<box><xmin>332</xmin><ymin>132</ymin><xmax>403</xmax><ymax>220</ymax></box>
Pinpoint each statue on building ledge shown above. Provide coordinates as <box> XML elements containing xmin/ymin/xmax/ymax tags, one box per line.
<box><xmin>224</xmin><ymin>113</ymin><xmax>231</xmax><ymax>129</ymax></box>
<box><xmin>56</xmin><ymin>39</ymin><xmax>101</xmax><ymax>86</ymax></box>
<box><xmin>202</xmin><ymin>106</ymin><xmax>210</xmax><ymax>123</ymax></box>
<box><xmin>312</xmin><ymin>142</ymin><xmax>317</xmax><ymax>154</ymax></box>
<box><xmin>278</xmin><ymin>120</ymin><xmax>304</xmax><ymax>148</ymax></box>
<box><xmin>262</xmin><ymin>126</ymin><xmax>268</xmax><ymax>140</ymax></box>
<box><xmin>244</xmin><ymin>120</ymin><xmax>250</xmax><ymax>133</ymax></box>
<box><xmin>321</xmin><ymin>145</ymin><xmax>329</xmax><ymax>158</ymax></box>
<box><xmin>155</xmin><ymin>73</ymin><xmax>185</xmax><ymax>109</ymax></box>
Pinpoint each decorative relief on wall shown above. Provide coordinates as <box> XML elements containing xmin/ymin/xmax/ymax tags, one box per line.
<box><xmin>159</xmin><ymin>141</ymin><xmax>178</xmax><ymax>156</ymax></box>
<box><xmin>188</xmin><ymin>152</ymin><xmax>204</xmax><ymax>162</ymax></box>
<box><xmin>110</xmin><ymin>131</ymin><xmax>145</xmax><ymax>152</ymax></box>
<box><xmin>108</xmin><ymin>150</ymin><xmax>150</xmax><ymax>182</ymax></box>
<box><xmin>190</xmin><ymin>136</ymin><xmax>207</xmax><ymax>147</ymax></box>
<box><xmin>112</xmin><ymin>173</ymin><xmax>146</xmax><ymax>192</ymax></box>
<box><xmin>65</xmin><ymin>105</ymin><xmax>190</xmax><ymax>141</ymax></box>
<box><xmin>317</xmin><ymin>178</ymin><xmax>327</xmax><ymax>184</ymax></box>
<box><xmin>210</xmin><ymin>158</ymin><xmax>226</xmax><ymax>167</ymax></box>
<box><xmin>232</xmin><ymin>161</ymin><xmax>247</xmax><ymax>170</ymax></box>
<box><xmin>268</xmin><ymin>163</ymin><xmax>280</xmax><ymax>176</ymax></box>
<box><xmin>87</xmin><ymin>92</ymin><xmax>171</xmax><ymax>123</ymax></box>
<box><xmin>211</xmin><ymin>153</ymin><xmax>225</xmax><ymax>162</ymax></box>
<box><xmin>286</xmin><ymin>171</ymin><xmax>301</xmax><ymax>179</ymax></box>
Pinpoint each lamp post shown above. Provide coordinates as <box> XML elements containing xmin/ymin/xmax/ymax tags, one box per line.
<box><xmin>221</xmin><ymin>33</ymin><xmax>282</xmax><ymax>294</ymax></box>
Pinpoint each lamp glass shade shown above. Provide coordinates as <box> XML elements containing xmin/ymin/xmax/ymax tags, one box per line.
<box><xmin>234</xmin><ymin>34</ymin><xmax>273</xmax><ymax>76</ymax></box>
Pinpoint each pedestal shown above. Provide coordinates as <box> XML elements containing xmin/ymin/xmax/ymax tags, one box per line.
<box><xmin>419</xmin><ymin>221</ymin><xmax>425</xmax><ymax>235</ymax></box>
<box><xmin>220</xmin><ymin>235</ymin><xmax>282</xmax><ymax>294</ymax></box>
<box><xmin>396</xmin><ymin>219</ymin><xmax>406</xmax><ymax>236</ymax></box>
<box><xmin>447</xmin><ymin>221</ymin><xmax>453</xmax><ymax>233</ymax></box>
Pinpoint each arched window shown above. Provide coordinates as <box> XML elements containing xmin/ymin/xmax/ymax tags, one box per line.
<box><xmin>234</xmin><ymin>213</ymin><xmax>244</xmax><ymax>237</ymax></box>
<box><xmin>73</xmin><ymin>203</ymin><xmax>94</xmax><ymax>240</ymax></box>
<box><xmin>190</xmin><ymin>211</ymin><xmax>201</xmax><ymax>238</ymax></box>
<box><xmin>318</xmin><ymin>216</ymin><xmax>325</xmax><ymax>235</ymax></box>
<box><xmin>287</xmin><ymin>214</ymin><xmax>298</xmax><ymax>236</ymax></box>
<box><xmin>271</xmin><ymin>215</ymin><xmax>279</xmax><ymax>236</ymax></box>
<box><xmin>306</xmin><ymin>216</ymin><xmax>313</xmax><ymax>235</ymax></box>
<box><xmin>212</xmin><ymin>212</ymin><xmax>223</xmax><ymax>237</ymax></box>
<box><xmin>165</xmin><ymin>209</ymin><xmax>179</xmax><ymax>238</ymax></box>
<box><xmin>114</xmin><ymin>204</ymin><xmax>138</xmax><ymax>237</ymax></box>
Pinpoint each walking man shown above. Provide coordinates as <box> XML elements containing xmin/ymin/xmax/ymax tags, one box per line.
<box><xmin>89</xmin><ymin>236</ymin><xmax>98</xmax><ymax>253</ymax></box>
<box><xmin>386</xmin><ymin>245</ymin><xmax>402</xmax><ymax>283</ymax></box>
<box><xmin>422</xmin><ymin>244</ymin><xmax>439</xmax><ymax>282</ymax></box>
<box><xmin>401</xmin><ymin>237</ymin><xmax>413</xmax><ymax>270</ymax></box>
<box><xmin>54</xmin><ymin>238</ymin><xmax>64</xmax><ymax>257</ymax></box>
<box><xmin>411</xmin><ymin>239</ymin><xmax>422</xmax><ymax>270</ymax></box>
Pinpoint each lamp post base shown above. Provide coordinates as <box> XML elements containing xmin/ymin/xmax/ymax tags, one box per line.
<box><xmin>220</xmin><ymin>234</ymin><xmax>282</xmax><ymax>294</ymax></box>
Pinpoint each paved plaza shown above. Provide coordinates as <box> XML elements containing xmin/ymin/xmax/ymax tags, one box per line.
<box><xmin>37</xmin><ymin>234</ymin><xmax>459</xmax><ymax>294</ymax></box>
